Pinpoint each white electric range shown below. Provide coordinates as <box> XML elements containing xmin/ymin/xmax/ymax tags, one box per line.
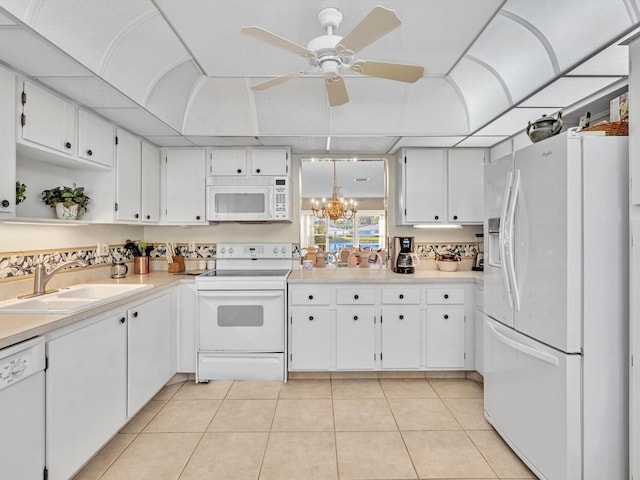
<box><xmin>195</xmin><ymin>243</ymin><xmax>291</xmax><ymax>382</ymax></box>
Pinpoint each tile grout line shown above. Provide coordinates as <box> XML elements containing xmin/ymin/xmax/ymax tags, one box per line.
<box><xmin>330</xmin><ymin>378</ymin><xmax>341</xmax><ymax>480</ymax></box>
<box><xmin>255</xmin><ymin>382</ymin><xmax>281</xmax><ymax>480</ymax></box>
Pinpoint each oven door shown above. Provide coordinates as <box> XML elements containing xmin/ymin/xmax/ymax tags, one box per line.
<box><xmin>206</xmin><ymin>185</ymin><xmax>273</xmax><ymax>221</ymax></box>
<box><xmin>197</xmin><ymin>290</ymin><xmax>284</xmax><ymax>351</ymax></box>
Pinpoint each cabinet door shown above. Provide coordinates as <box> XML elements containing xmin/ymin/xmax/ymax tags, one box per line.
<box><xmin>177</xmin><ymin>283</ymin><xmax>197</xmax><ymax>373</ymax></box>
<box><xmin>336</xmin><ymin>308</ymin><xmax>376</xmax><ymax>370</ymax></box>
<box><xmin>0</xmin><ymin>66</ymin><xmax>15</xmax><ymax>218</ymax></box>
<box><xmin>115</xmin><ymin>129</ymin><xmax>141</xmax><ymax>221</ymax></box>
<box><xmin>128</xmin><ymin>293</ymin><xmax>174</xmax><ymax>416</ymax></box>
<box><xmin>447</xmin><ymin>149</ymin><xmax>484</xmax><ymax>223</ymax></box>
<box><xmin>141</xmin><ymin>141</ymin><xmax>160</xmax><ymax>223</ymax></box>
<box><xmin>290</xmin><ymin>308</ymin><xmax>331</xmax><ymax>370</ymax></box>
<box><xmin>209</xmin><ymin>148</ymin><xmax>247</xmax><ymax>176</ymax></box>
<box><xmin>403</xmin><ymin>149</ymin><xmax>445</xmax><ymax>223</ymax></box>
<box><xmin>165</xmin><ymin>149</ymin><xmax>206</xmax><ymax>223</ymax></box>
<box><xmin>250</xmin><ymin>147</ymin><xmax>289</xmax><ymax>176</ymax></box>
<box><xmin>77</xmin><ymin>109</ymin><xmax>115</xmax><ymax>167</ymax></box>
<box><xmin>46</xmin><ymin>313</ymin><xmax>127</xmax><ymax>480</ymax></box>
<box><xmin>21</xmin><ymin>80</ymin><xmax>75</xmax><ymax>155</ymax></box>
<box><xmin>426</xmin><ymin>307</ymin><xmax>465</xmax><ymax>368</ymax></box>
<box><xmin>381</xmin><ymin>307</ymin><xmax>421</xmax><ymax>369</ymax></box>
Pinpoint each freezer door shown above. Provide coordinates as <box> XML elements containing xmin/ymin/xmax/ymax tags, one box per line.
<box><xmin>512</xmin><ymin>134</ymin><xmax>582</xmax><ymax>352</ymax></box>
<box><xmin>483</xmin><ymin>316</ymin><xmax>581</xmax><ymax>480</ymax></box>
<box><xmin>483</xmin><ymin>155</ymin><xmax>514</xmax><ymax>327</ymax></box>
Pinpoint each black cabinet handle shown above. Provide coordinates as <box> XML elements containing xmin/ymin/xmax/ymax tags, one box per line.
<box><xmin>444</xmin><ymin>294</ymin><xmax>449</xmax><ymax>299</ymax></box>
<box><xmin>256</xmin><ymin>168</ymin><xmax>261</xmax><ymax>173</ymax></box>
<box><xmin>134</xmin><ymin>213</ymin><xmax>139</xmax><ymax>219</ymax></box>
<box><xmin>453</xmin><ymin>215</ymin><xmax>458</xmax><ymax>220</ymax></box>
<box><xmin>399</xmin><ymin>315</ymin><xmax>404</xmax><ymax>320</ymax></box>
<box><xmin>1</xmin><ymin>199</ymin><xmax>9</xmax><ymax>208</ymax></box>
<box><xmin>146</xmin><ymin>215</ymin><xmax>150</xmax><ymax>220</ymax></box>
<box><xmin>353</xmin><ymin>315</ymin><xmax>358</xmax><ymax>321</ymax></box>
<box><xmin>196</xmin><ymin>215</ymin><xmax>201</xmax><ymax>220</ymax></box>
<box><xmin>444</xmin><ymin>314</ymin><xmax>449</xmax><ymax>319</ymax></box>
<box><xmin>120</xmin><ymin>317</ymin><xmax>126</xmax><ymax>324</ymax></box>
<box><xmin>308</xmin><ymin>316</ymin><xmax>314</xmax><ymax>321</ymax></box>
<box><xmin>434</xmin><ymin>215</ymin><xmax>439</xmax><ymax>220</ymax></box>
<box><xmin>237</xmin><ymin>168</ymin><xmax>242</xmax><ymax>174</ymax></box>
<box><xmin>308</xmin><ymin>295</ymin><xmax>313</xmax><ymax>300</ymax></box>
<box><xmin>65</xmin><ymin>142</ymin><xmax>71</xmax><ymax>149</ymax></box>
<box><xmin>354</xmin><ymin>294</ymin><xmax>359</xmax><ymax>300</ymax></box>
<box><xmin>399</xmin><ymin>294</ymin><xmax>404</xmax><ymax>299</ymax></box>
<box><xmin>87</xmin><ymin>149</ymin><xmax>93</xmax><ymax>156</ymax></box>
<box><xmin>132</xmin><ymin>311</ymin><xmax>138</xmax><ymax>318</ymax></box>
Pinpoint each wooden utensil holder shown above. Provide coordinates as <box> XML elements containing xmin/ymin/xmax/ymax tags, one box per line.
<box><xmin>168</xmin><ymin>254</ymin><xmax>185</xmax><ymax>273</ymax></box>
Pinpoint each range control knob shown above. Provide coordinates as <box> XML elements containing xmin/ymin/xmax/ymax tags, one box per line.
<box><xmin>8</xmin><ymin>359</ymin><xmax>27</xmax><ymax>379</ymax></box>
<box><xmin>219</xmin><ymin>247</ymin><xmax>225</xmax><ymax>254</ymax></box>
<box><xmin>273</xmin><ymin>247</ymin><xmax>279</xmax><ymax>254</ymax></box>
<box><xmin>228</xmin><ymin>248</ymin><xmax>234</xmax><ymax>255</ymax></box>
<box><xmin>281</xmin><ymin>247</ymin><xmax>287</xmax><ymax>254</ymax></box>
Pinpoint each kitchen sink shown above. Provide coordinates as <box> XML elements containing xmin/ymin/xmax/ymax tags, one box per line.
<box><xmin>0</xmin><ymin>283</ymin><xmax>153</xmax><ymax>314</ymax></box>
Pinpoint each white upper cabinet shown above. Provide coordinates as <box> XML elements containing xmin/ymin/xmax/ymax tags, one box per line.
<box><xmin>208</xmin><ymin>148</ymin><xmax>247</xmax><ymax>176</ymax></box>
<box><xmin>0</xmin><ymin>65</ymin><xmax>16</xmax><ymax>219</ymax></box>
<box><xmin>250</xmin><ymin>147</ymin><xmax>290</xmax><ymax>176</ymax></box>
<box><xmin>115</xmin><ymin>129</ymin><xmax>141</xmax><ymax>222</ymax></box>
<box><xmin>77</xmin><ymin>109</ymin><xmax>115</xmax><ymax>168</ymax></box>
<box><xmin>141</xmin><ymin>141</ymin><xmax>160</xmax><ymax>223</ymax></box>
<box><xmin>447</xmin><ymin>149</ymin><xmax>484</xmax><ymax>223</ymax></box>
<box><xmin>20</xmin><ymin>80</ymin><xmax>75</xmax><ymax>156</ymax></box>
<box><xmin>164</xmin><ymin>149</ymin><xmax>206</xmax><ymax>224</ymax></box>
<box><xmin>396</xmin><ymin>148</ymin><xmax>485</xmax><ymax>225</ymax></box>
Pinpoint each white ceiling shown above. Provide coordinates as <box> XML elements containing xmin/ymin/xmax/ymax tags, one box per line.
<box><xmin>0</xmin><ymin>0</ymin><xmax>637</xmax><ymax>154</ymax></box>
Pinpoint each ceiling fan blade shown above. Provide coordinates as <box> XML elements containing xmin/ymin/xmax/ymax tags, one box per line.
<box><xmin>325</xmin><ymin>75</ymin><xmax>349</xmax><ymax>107</ymax></box>
<box><xmin>250</xmin><ymin>70</ymin><xmax>309</xmax><ymax>91</ymax></box>
<box><xmin>336</xmin><ymin>6</ymin><xmax>401</xmax><ymax>56</ymax></box>
<box><xmin>241</xmin><ymin>26</ymin><xmax>316</xmax><ymax>58</ymax></box>
<box><xmin>351</xmin><ymin>60</ymin><xmax>424</xmax><ymax>83</ymax></box>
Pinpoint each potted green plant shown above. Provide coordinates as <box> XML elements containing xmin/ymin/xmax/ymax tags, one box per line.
<box><xmin>15</xmin><ymin>181</ymin><xmax>26</xmax><ymax>205</ymax></box>
<box><xmin>41</xmin><ymin>184</ymin><xmax>90</xmax><ymax>220</ymax></box>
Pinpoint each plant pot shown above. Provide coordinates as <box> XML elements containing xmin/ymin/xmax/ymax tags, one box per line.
<box><xmin>55</xmin><ymin>202</ymin><xmax>79</xmax><ymax>220</ymax></box>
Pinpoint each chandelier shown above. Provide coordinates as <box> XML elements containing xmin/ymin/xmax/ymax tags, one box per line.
<box><xmin>311</xmin><ymin>160</ymin><xmax>357</xmax><ymax>220</ymax></box>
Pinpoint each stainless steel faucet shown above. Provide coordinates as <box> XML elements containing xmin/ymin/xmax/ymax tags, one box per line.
<box><xmin>20</xmin><ymin>260</ymin><xmax>90</xmax><ymax>298</ymax></box>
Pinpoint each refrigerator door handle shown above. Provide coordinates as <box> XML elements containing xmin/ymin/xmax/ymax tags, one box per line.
<box><xmin>499</xmin><ymin>171</ymin><xmax>514</xmax><ymax>308</ymax></box>
<box><xmin>506</xmin><ymin>169</ymin><xmax>521</xmax><ymax>312</ymax></box>
<box><xmin>486</xmin><ymin>320</ymin><xmax>559</xmax><ymax>366</ymax></box>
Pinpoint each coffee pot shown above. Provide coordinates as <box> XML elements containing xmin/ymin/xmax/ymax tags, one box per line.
<box><xmin>111</xmin><ymin>260</ymin><xmax>128</xmax><ymax>279</ymax></box>
<box><xmin>392</xmin><ymin>237</ymin><xmax>419</xmax><ymax>274</ymax></box>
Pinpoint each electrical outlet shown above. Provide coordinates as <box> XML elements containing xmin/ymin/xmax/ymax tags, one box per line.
<box><xmin>188</xmin><ymin>241</ymin><xmax>196</xmax><ymax>252</ymax></box>
<box><xmin>97</xmin><ymin>242</ymin><xmax>110</xmax><ymax>256</ymax></box>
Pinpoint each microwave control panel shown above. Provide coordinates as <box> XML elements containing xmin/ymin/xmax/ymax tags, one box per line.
<box><xmin>273</xmin><ymin>177</ymin><xmax>290</xmax><ymax>221</ymax></box>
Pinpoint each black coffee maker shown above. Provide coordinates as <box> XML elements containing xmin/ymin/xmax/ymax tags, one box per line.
<box><xmin>393</xmin><ymin>236</ymin><xmax>418</xmax><ymax>274</ymax></box>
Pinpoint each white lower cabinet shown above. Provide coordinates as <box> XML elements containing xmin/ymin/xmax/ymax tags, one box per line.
<box><xmin>336</xmin><ymin>307</ymin><xmax>376</xmax><ymax>370</ymax></box>
<box><xmin>289</xmin><ymin>308</ymin><xmax>331</xmax><ymax>370</ymax></box>
<box><xmin>46</xmin><ymin>311</ymin><xmax>127</xmax><ymax>480</ymax></box>
<box><xmin>127</xmin><ymin>292</ymin><xmax>174</xmax><ymax>416</ymax></box>
<box><xmin>381</xmin><ymin>307</ymin><xmax>421</xmax><ymax>369</ymax></box>
<box><xmin>426</xmin><ymin>306</ymin><xmax>465</xmax><ymax>368</ymax></box>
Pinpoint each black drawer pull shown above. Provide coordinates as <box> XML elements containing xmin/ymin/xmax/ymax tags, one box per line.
<box><xmin>134</xmin><ymin>213</ymin><xmax>139</xmax><ymax>219</ymax></box>
<box><xmin>453</xmin><ymin>215</ymin><xmax>458</xmax><ymax>220</ymax></box>
<box><xmin>444</xmin><ymin>294</ymin><xmax>449</xmax><ymax>299</ymax></box>
<box><xmin>87</xmin><ymin>149</ymin><xmax>93</xmax><ymax>156</ymax></box>
<box><xmin>256</xmin><ymin>168</ymin><xmax>261</xmax><ymax>173</ymax></box>
<box><xmin>399</xmin><ymin>315</ymin><xmax>404</xmax><ymax>320</ymax></box>
<box><xmin>237</xmin><ymin>168</ymin><xmax>242</xmax><ymax>174</ymax></box>
<box><xmin>308</xmin><ymin>316</ymin><xmax>314</xmax><ymax>321</ymax></box>
<box><xmin>308</xmin><ymin>295</ymin><xmax>314</xmax><ymax>300</ymax></box>
<box><xmin>354</xmin><ymin>294</ymin><xmax>359</xmax><ymax>300</ymax></box>
<box><xmin>132</xmin><ymin>311</ymin><xmax>138</xmax><ymax>318</ymax></box>
<box><xmin>196</xmin><ymin>215</ymin><xmax>201</xmax><ymax>220</ymax></box>
<box><xmin>120</xmin><ymin>317</ymin><xmax>126</xmax><ymax>324</ymax></box>
<box><xmin>434</xmin><ymin>215</ymin><xmax>439</xmax><ymax>220</ymax></box>
<box><xmin>353</xmin><ymin>315</ymin><xmax>358</xmax><ymax>321</ymax></box>
<box><xmin>399</xmin><ymin>294</ymin><xmax>404</xmax><ymax>299</ymax></box>
<box><xmin>444</xmin><ymin>314</ymin><xmax>449</xmax><ymax>319</ymax></box>
<box><xmin>65</xmin><ymin>142</ymin><xmax>72</xmax><ymax>149</ymax></box>
<box><xmin>1</xmin><ymin>199</ymin><xmax>9</xmax><ymax>208</ymax></box>
<box><xmin>146</xmin><ymin>215</ymin><xmax>150</xmax><ymax>220</ymax></box>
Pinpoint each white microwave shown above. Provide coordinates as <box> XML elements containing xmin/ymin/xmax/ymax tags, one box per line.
<box><xmin>206</xmin><ymin>176</ymin><xmax>291</xmax><ymax>222</ymax></box>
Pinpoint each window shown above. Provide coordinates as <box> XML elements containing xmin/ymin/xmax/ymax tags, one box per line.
<box><xmin>301</xmin><ymin>211</ymin><xmax>385</xmax><ymax>252</ymax></box>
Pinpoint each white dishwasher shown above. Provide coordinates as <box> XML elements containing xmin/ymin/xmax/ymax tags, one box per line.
<box><xmin>0</xmin><ymin>336</ymin><xmax>46</xmax><ymax>479</ymax></box>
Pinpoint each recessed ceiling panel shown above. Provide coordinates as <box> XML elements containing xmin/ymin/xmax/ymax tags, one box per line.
<box><xmin>0</xmin><ymin>29</ymin><xmax>90</xmax><ymax>76</ymax></box>
<box><xmin>101</xmin><ymin>13</ymin><xmax>190</xmax><ymax>104</ymax></box>
<box><xmin>36</xmin><ymin>76</ymin><xmax>137</xmax><ymax>108</ymax></box>
<box><xmin>567</xmin><ymin>43</ymin><xmax>629</xmax><ymax>76</ymax></box>
<box><xmin>402</xmin><ymin>77</ymin><xmax>469</xmax><ymax>135</ymax></box>
<box><xmin>456</xmin><ymin>136</ymin><xmax>507</xmax><ymax>147</ymax></box>
<box><xmin>144</xmin><ymin>135</ymin><xmax>194</xmax><ymax>147</ymax></box>
<box><xmin>9</xmin><ymin>0</ymin><xmax>155</xmax><ymax>73</ymax></box>
<box><xmin>391</xmin><ymin>137</ymin><xmax>466</xmax><ymax>151</ymax></box>
<box><xmin>503</xmin><ymin>0</ymin><xmax>635</xmax><ymax>72</ymax></box>
<box><xmin>145</xmin><ymin>60</ymin><xmax>202</xmax><ymax>131</ymax></box>
<box><xmin>253</xmin><ymin>77</ymin><xmax>329</xmax><ymax>135</ymax></box>
<box><xmin>260</xmin><ymin>136</ymin><xmax>326</xmax><ymax>153</ymax></box>
<box><xmin>328</xmin><ymin>137</ymin><xmax>399</xmax><ymax>154</ymax></box>
<box><xmin>94</xmin><ymin>107</ymin><xmax>178</xmax><ymax>136</ymax></box>
<box><xmin>187</xmin><ymin>136</ymin><xmax>262</xmax><ymax>147</ymax></box>
<box><xmin>183</xmin><ymin>78</ymin><xmax>256</xmax><ymax>136</ymax></box>
<box><xmin>467</xmin><ymin>13</ymin><xmax>556</xmax><ymax>102</ymax></box>
<box><xmin>520</xmin><ymin>76</ymin><xmax>623</xmax><ymax>107</ymax></box>
<box><xmin>474</xmin><ymin>107</ymin><xmax>555</xmax><ymax>136</ymax></box>
<box><xmin>449</xmin><ymin>58</ymin><xmax>511</xmax><ymax>131</ymax></box>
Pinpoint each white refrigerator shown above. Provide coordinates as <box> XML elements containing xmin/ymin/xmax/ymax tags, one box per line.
<box><xmin>483</xmin><ymin>132</ymin><xmax>629</xmax><ymax>480</ymax></box>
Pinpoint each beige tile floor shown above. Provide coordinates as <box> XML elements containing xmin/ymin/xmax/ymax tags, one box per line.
<box><xmin>73</xmin><ymin>378</ymin><xmax>537</xmax><ymax>480</ymax></box>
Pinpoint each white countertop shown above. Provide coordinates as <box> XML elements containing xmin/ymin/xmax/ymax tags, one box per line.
<box><xmin>288</xmin><ymin>268</ymin><xmax>483</xmax><ymax>283</ymax></box>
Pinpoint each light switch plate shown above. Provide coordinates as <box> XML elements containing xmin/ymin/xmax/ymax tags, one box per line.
<box><xmin>97</xmin><ymin>242</ymin><xmax>110</xmax><ymax>256</ymax></box>
<box><xmin>188</xmin><ymin>241</ymin><xmax>196</xmax><ymax>252</ymax></box>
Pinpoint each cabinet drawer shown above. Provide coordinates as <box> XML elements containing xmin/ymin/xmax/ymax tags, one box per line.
<box><xmin>381</xmin><ymin>288</ymin><xmax>420</xmax><ymax>305</ymax></box>
<box><xmin>290</xmin><ymin>288</ymin><xmax>332</xmax><ymax>305</ymax></box>
<box><xmin>336</xmin><ymin>288</ymin><xmax>376</xmax><ymax>305</ymax></box>
<box><xmin>426</xmin><ymin>288</ymin><xmax>465</xmax><ymax>305</ymax></box>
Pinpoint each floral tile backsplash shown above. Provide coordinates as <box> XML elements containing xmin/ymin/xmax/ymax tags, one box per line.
<box><xmin>0</xmin><ymin>242</ymin><xmax>477</xmax><ymax>280</ymax></box>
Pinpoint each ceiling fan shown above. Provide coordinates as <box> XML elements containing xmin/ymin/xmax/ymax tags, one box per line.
<box><xmin>241</xmin><ymin>6</ymin><xmax>424</xmax><ymax>106</ymax></box>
